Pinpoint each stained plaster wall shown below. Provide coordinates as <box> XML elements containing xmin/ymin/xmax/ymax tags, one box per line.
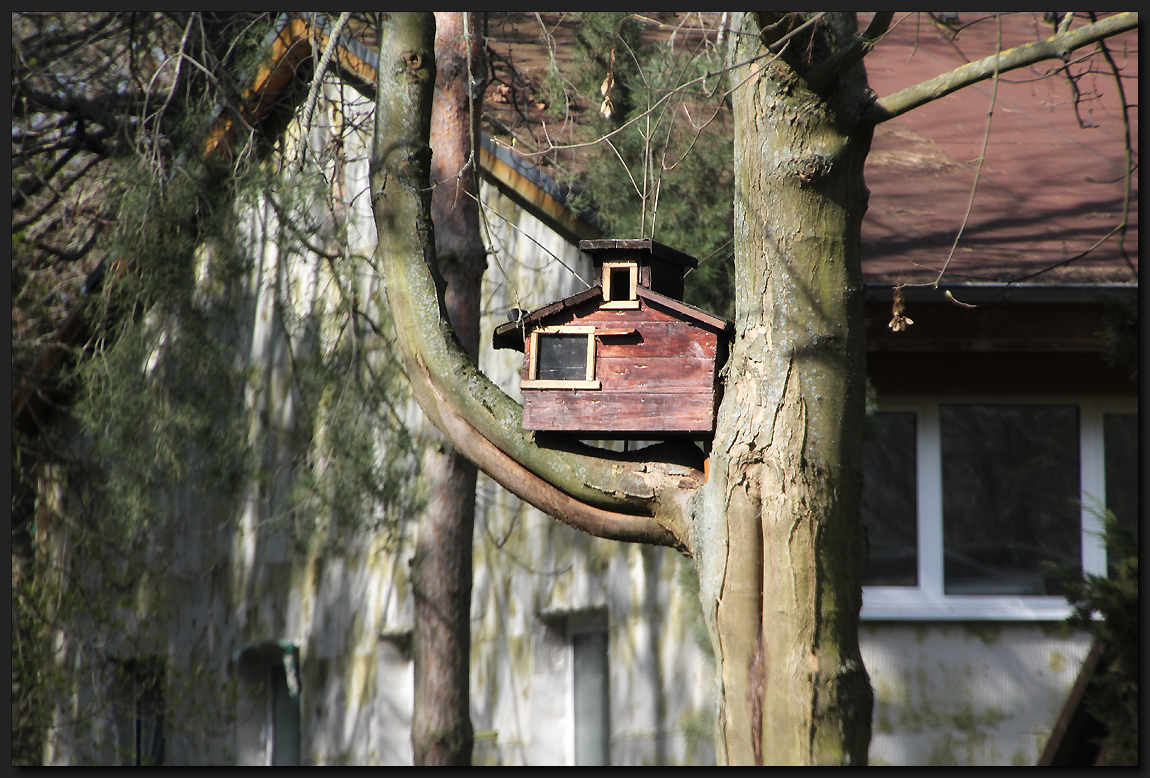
<box><xmin>43</xmin><ymin>75</ymin><xmax>716</xmax><ymax>766</ymax></box>
<box><xmin>860</xmin><ymin>623</ymin><xmax>1092</xmax><ymax>766</ymax></box>
<box><xmin>464</xmin><ymin>177</ymin><xmax>718</xmax><ymax>766</ymax></box>
<box><xmin>42</xmin><ymin>78</ymin><xmax>414</xmax><ymax>766</ymax></box>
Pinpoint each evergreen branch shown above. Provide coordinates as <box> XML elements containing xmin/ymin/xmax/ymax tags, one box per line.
<box><xmin>495</xmin><ymin>44</ymin><xmax>783</xmax><ymax>160</ymax></box>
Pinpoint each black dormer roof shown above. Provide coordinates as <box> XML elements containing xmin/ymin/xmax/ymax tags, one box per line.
<box><xmin>579</xmin><ymin>238</ymin><xmax>699</xmax><ymax>269</ymax></box>
<box><xmin>580</xmin><ymin>238</ymin><xmax>698</xmax><ymax>301</ymax></box>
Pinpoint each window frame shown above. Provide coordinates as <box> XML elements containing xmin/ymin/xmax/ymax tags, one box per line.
<box><xmin>110</xmin><ymin>657</ymin><xmax>165</xmax><ymax>767</ymax></box>
<box><xmin>235</xmin><ymin>642</ymin><xmax>301</xmax><ymax>766</ymax></box>
<box><xmin>600</xmin><ymin>261</ymin><xmax>640</xmax><ymax>309</ymax></box>
<box><xmin>565</xmin><ymin>610</ymin><xmax>610</xmax><ymax>766</ymax></box>
<box><xmin>861</xmin><ymin>396</ymin><xmax>1135</xmax><ymax>621</ymax></box>
<box><xmin>522</xmin><ymin>325</ymin><xmax>600</xmax><ymax>390</ymax></box>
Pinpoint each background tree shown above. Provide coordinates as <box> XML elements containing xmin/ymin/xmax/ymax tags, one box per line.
<box><xmin>371</xmin><ymin>11</ymin><xmax>1137</xmax><ymax>765</ymax></box>
<box><xmin>13</xmin><ymin>14</ymin><xmax>282</xmax><ymax>761</ymax></box>
<box><xmin>411</xmin><ymin>11</ymin><xmax>487</xmax><ymax>766</ymax></box>
<box><xmin>554</xmin><ymin>12</ymin><xmax>736</xmax><ymax>318</ymax></box>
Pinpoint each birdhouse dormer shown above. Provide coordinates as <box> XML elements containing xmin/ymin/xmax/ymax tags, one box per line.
<box><xmin>583</xmin><ymin>238</ymin><xmax>698</xmax><ymax>307</ymax></box>
<box><xmin>493</xmin><ymin>239</ymin><xmax>733</xmax><ymax>439</ymax></box>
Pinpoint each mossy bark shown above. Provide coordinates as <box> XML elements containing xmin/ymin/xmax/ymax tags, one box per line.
<box><xmin>692</xmin><ymin>13</ymin><xmax>874</xmax><ymax>764</ymax></box>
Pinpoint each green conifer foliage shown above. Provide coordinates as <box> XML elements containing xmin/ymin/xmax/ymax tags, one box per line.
<box><xmin>1060</xmin><ymin>511</ymin><xmax>1138</xmax><ymax>765</ymax></box>
<box><xmin>547</xmin><ymin>13</ymin><xmax>736</xmax><ymax>318</ymax></box>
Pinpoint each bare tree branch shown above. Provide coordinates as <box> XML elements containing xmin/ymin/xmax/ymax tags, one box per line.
<box><xmin>296</xmin><ymin>12</ymin><xmax>352</xmax><ymax>171</ymax></box>
<box><xmin>867</xmin><ymin>12</ymin><xmax>1138</xmax><ymax>124</ymax></box>
<box><xmin>806</xmin><ymin>12</ymin><xmax>894</xmax><ymax>90</ymax></box>
<box><xmin>934</xmin><ymin>15</ymin><xmax>1003</xmax><ymax>287</ymax></box>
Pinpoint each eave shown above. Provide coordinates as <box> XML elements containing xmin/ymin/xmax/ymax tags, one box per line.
<box><xmin>492</xmin><ymin>284</ymin><xmax>734</xmax><ymax>353</ymax></box>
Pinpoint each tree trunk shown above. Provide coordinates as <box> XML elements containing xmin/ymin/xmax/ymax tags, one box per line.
<box><xmin>692</xmin><ymin>13</ymin><xmax>874</xmax><ymax>765</ymax></box>
<box><xmin>410</xmin><ymin>12</ymin><xmax>485</xmax><ymax>766</ymax></box>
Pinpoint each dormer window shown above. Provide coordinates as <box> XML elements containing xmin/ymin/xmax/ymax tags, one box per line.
<box><xmin>601</xmin><ymin>262</ymin><xmax>639</xmax><ymax>309</ymax></box>
<box><xmin>521</xmin><ymin>326</ymin><xmax>601</xmax><ymax>390</ymax></box>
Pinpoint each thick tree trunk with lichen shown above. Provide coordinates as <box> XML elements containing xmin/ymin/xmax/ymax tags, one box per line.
<box><xmin>410</xmin><ymin>12</ymin><xmax>486</xmax><ymax>766</ymax></box>
<box><xmin>690</xmin><ymin>13</ymin><xmax>874</xmax><ymax>764</ymax></box>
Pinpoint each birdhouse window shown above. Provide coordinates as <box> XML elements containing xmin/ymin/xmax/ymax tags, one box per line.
<box><xmin>601</xmin><ymin>262</ymin><xmax>639</xmax><ymax>309</ymax></box>
<box><xmin>522</xmin><ymin>326</ymin><xmax>601</xmax><ymax>390</ymax></box>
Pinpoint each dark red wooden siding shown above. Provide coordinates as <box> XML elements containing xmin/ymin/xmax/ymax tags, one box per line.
<box><xmin>521</xmin><ymin>299</ymin><xmax>723</xmax><ymax>436</ymax></box>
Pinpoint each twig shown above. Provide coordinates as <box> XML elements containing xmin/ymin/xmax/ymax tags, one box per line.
<box><xmin>297</xmin><ymin>12</ymin><xmax>351</xmax><ymax>171</ymax></box>
<box><xmin>1087</xmin><ymin>12</ymin><xmax>1136</xmax><ymax>277</ymax></box>
<box><xmin>934</xmin><ymin>14</ymin><xmax>1001</xmax><ymax>289</ymax></box>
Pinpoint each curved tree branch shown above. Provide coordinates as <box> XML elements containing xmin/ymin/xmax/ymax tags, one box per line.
<box><xmin>369</xmin><ymin>12</ymin><xmax>695</xmax><ymax>554</ymax></box>
<box><xmin>867</xmin><ymin>11</ymin><xmax>1138</xmax><ymax>124</ymax></box>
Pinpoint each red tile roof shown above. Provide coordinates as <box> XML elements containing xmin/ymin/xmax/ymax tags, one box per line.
<box><xmin>860</xmin><ymin>12</ymin><xmax>1137</xmax><ymax>285</ymax></box>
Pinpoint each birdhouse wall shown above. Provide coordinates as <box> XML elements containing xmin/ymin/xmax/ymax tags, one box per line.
<box><xmin>520</xmin><ymin>298</ymin><xmax>725</xmax><ymax>436</ymax></box>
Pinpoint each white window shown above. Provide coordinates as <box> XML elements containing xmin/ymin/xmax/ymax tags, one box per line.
<box><xmin>109</xmin><ymin>657</ymin><xmax>165</xmax><ymax>766</ymax></box>
<box><xmin>568</xmin><ymin>611</ymin><xmax>610</xmax><ymax>766</ymax></box>
<box><xmin>522</xmin><ymin>326</ymin><xmax>600</xmax><ymax>390</ymax></box>
<box><xmin>236</xmin><ymin>642</ymin><xmax>301</xmax><ymax>766</ymax></box>
<box><xmin>861</xmin><ymin>398</ymin><xmax>1137</xmax><ymax>620</ymax></box>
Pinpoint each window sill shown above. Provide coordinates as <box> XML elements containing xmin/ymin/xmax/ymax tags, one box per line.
<box><xmin>521</xmin><ymin>379</ymin><xmax>601</xmax><ymax>390</ymax></box>
<box><xmin>861</xmin><ymin>588</ymin><xmax>1075</xmax><ymax>621</ymax></box>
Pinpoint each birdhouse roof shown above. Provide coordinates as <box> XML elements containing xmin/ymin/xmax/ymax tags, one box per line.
<box><xmin>579</xmin><ymin>238</ymin><xmax>700</xmax><ymax>269</ymax></box>
<box><xmin>492</xmin><ymin>284</ymin><xmax>732</xmax><ymax>352</ymax></box>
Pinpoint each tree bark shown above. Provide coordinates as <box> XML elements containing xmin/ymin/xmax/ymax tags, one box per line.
<box><xmin>371</xmin><ymin>10</ymin><xmax>1138</xmax><ymax>767</ymax></box>
<box><xmin>693</xmin><ymin>13</ymin><xmax>874</xmax><ymax>764</ymax></box>
<box><xmin>409</xmin><ymin>12</ymin><xmax>485</xmax><ymax>766</ymax></box>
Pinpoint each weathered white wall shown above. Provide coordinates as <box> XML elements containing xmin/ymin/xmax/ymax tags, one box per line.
<box><xmin>861</xmin><ymin>623</ymin><xmax>1091</xmax><ymax>766</ymax></box>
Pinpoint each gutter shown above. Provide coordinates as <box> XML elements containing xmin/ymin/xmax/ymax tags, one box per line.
<box><xmin>864</xmin><ymin>282</ymin><xmax>1138</xmax><ymax>305</ymax></box>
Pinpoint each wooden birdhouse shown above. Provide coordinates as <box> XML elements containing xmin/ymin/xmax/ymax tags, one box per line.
<box><xmin>492</xmin><ymin>239</ymin><xmax>733</xmax><ymax>438</ymax></box>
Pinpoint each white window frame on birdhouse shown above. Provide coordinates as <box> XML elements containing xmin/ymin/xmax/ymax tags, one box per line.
<box><xmin>522</xmin><ymin>325</ymin><xmax>601</xmax><ymax>390</ymax></box>
<box><xmin>600</xmin><ymin>262</ymin><xmax>640</xmax><ymax>309</ymax></box>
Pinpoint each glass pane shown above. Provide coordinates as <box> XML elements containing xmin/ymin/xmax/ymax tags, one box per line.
<box><xmin>573</xmin><ymin>631</ymin><xmax>610</xmax><ymax>766</ymax></box>
<box><xmin>1104</xmin><ymin>412</ymin><xmax>1138</xmax><ymax>575</ymax></box>
<box><xmin>110</xmin><ymin>658</ymin><xmax>165</xmax><ymax>766</ymax></box>
<box><xmin>271</xmin><ymin>652</ymin><xmax>301</xmax><ymax>766</ymax></box>
<box><xmin>941</xmin><ymin>404</ymin><xmax>1081</xmax><ymax>595</ymax></box>
<box><xmin>137</xmin><ymin>663</ymin><xmax>165</xmax><ymax>767</ymax></box>
<box><xmin>536</xmin><ymin>333</ymin><xmax>588</xmax><ymax>381</ymax></box>
<box><xmin>861</xmin><ymin>412</ymin><xmax>918</xmax><ymax>586</ymax></box>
